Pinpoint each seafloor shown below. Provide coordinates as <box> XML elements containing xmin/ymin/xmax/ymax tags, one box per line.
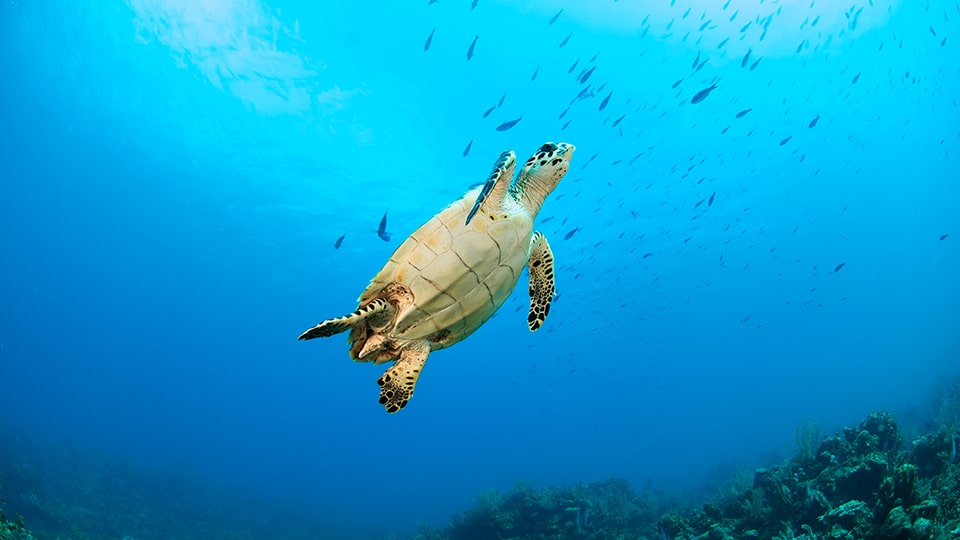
<box><xmin>2</xmin><ymin>381</ymin><xmax>959</xmax><ymax>540</ymax></box>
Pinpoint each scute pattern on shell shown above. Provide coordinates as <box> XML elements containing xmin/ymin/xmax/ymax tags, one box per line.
<box><xmin>359</xmin><ymin>185</ymin><xmax>533</xmax><ymax>347</ymax></box>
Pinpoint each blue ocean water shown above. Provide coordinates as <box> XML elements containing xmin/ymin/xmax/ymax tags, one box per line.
<box><xmin>1</xmin><ymin>0</ymin><xmax>958</xmax><ymax>536</ymax></box>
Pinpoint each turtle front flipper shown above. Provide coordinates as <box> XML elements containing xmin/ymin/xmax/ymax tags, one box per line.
<box><xmin>298</xmin><ymin>298</ymin><xmax>390</xmax><ymax>340</ymax></box>
<box><xmin>526</xmin><ymin>232</ymin><xmax>555</xmax><ymax>331</ymax></box>
<box><xmin>465</xmin><ymin>150</ymin><xmax>517</xmax><ymax>225</ymax></box>
<box><xmin>376</xmin><ymin>341</ymin><xmax>429</xmax><ymax>413</ymax></box>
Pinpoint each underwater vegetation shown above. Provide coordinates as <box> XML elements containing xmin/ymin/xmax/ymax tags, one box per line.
<box><xmin>2</xmin><ymin>382</ymin><xmax>959</xmax><ymax>539</ymax></box>
<box><xmin>415</xmin><ymin>411</ymin><xmax>960</xmax><ymax>539</ymax></box>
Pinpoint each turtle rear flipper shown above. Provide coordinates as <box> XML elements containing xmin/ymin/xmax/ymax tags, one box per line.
<box><xmin>377</xmin><ymin>342</ymin><xmax>429</xmax><ymax>413</ymax></box>
<box><xmin>526</xmin><ymin>232</ymin><xmax>555</xmax><ymax>331</ymax></box>
<box><xmin>298</xmin><ymin>298</ymin><xmax>390</xmax><ymax>340</ymax></box>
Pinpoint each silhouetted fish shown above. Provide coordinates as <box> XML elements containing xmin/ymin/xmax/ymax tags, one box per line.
<box><xmin>779</xmin><ymin>136</ymin><xmax>792</xmax><ymax>146</ymax></box>
<box><xmin>568</xmin><ymin>58</ymin><xmax>580</xmax><ymax>73</ymax></box>
<box><xmin>708</xmin><ymin>192</ymin><xmax>716</xmax><ymax>206</ymax></box>
<box><xmin>463</xmin><ymin>140</ymin><xmax>473</xmax><ymax>157</ymax></box>
<box><xmin>692</xmin><ymin>52</ymin><xmax>700</xmax><ymax>69</ymax></box>
<box><xmin>559</xmin><ymin>32</ymin><xmax>572</xmax><ymax>47</ymax></box>
<box><xmin>424</xmin><ymin>28</ymin><xmax>434</xmax><ymax>52</ymax></box>
<box><xmin>482</xmin><ymin>105</ymin><xmax>495</xmax><ymax>118</ymax></box>
<box><xmin>495</xmin><ymin>117</ymin><xmax>522</xmax><ymax>131</ymax></box>
<box><xmin>467</xmin><ymin>35</ymin><xmax>479</xmax><ymax>60</ymax></box>
<box><xmin>749</xmin><ymin>58</ymin><xmax>760</xmax><ymax>71</ymax></box>
<box><xmin>334</xmin><ymin>234</ymin><xmax>345</xmax><ymax>249</ymax></box>
<box><xmin>736</xmin><ymin>108</ymin><xmax>752</xmax><ymax>118</ymax></box>
<box><xmin>809</xmin><ymin>115</ymin><xmax>820</xmax><ymax>128</ymax></box>
<box><xmin>833</xmin><ymin>262</ymin><xmax>845</xmax><ymax>273</ymax></box>
<box><xmin>531</xmin><ymin>65</ymin><xmax>539</xmax><ymax>81</ymax></box>
<box><xmin>579</xmin><ymin>66</ymin><xmax>595</xmax><ymax>84</ymax></box>
<box><xmin>690</xmin><ymin>83</ymin><xmax>717</xmax><ymax>104</ymax></box>
<box><xmin>741</xmin><ymin>48</ymin><xmax>751</xmax><ymax>68</ymax></box>
<box><xmin>599</xmin><ymin>91</ymin><xmax>612</xmax><ymax>111</ymax></box>
<box><xmin>939</xmin><ymin>233</ymin><xmax>949</xmax><ymax>241</ymax></box>
<box><xmin>672</xmin><ymin>78</ymin><xmax>684</xmax><ymax>89</ymax></box>
<box><xmin>563</xmin><ymin>227</ymin><xmax>581</xmax><ymax>240</ymax></box>
<box><xmin>590</xmin><ymin>51</ymin><xmax>600</xmax><ymax>62</ymax></box>
<box><xmin>377</xmin><ymin>213</ymin><xmax>390</xmax><ymax>242</ymax></box>
<box><xmin>498</xmin><ymin>92</ymin><xmax>506</xmax><ymax>107</ymax></box>
<box><xmin>558</xmin><ymin>107</ymin><xmax>569</xmax><ymax>120</ymax></box>
<box><xmin>852</xmin><ymin>72</ymin><xmax>860</xmax><ymax>83</ymax></box>
<box><xmin>717</xmin><ymin>37</ymin><xmax>729</xmax><ymax>48</ymax></box>
<box><xmin>471</xmin><ymin>0</ymin><xmax>478</xmax><ymax>8</ymax></box>
<box><xmin>549</xmin><ymin>9</ymin><xmax>562</xmax><ymax>25</ymax></box>
<box><xmin>612</xmin><ymin>114</ymin><xmax>625</xmax><ymax>127</ymax></box>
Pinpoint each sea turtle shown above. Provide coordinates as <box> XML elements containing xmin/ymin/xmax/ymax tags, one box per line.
<box><xmin>299</xmin><ymin>141</ymin><xmax>576</xmax><ymax>412</ymax></box>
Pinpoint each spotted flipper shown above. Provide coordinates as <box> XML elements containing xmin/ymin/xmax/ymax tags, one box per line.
<box><xmin>376</xmin><ymin>342</ymin><xmax>429</xmax><ymax>413</ymax></box>
<box><xmin>526</xmin><ymin>232</ymin><xmax>555</xmax><ymax>331</ymax></box>
<box><xmin>298</xmin><ymin>298</ymin><xmax>390</xmax><ymax>340</ymax></box>
<box><xmin>465</xmin><ymin>150</ymin><xmax>516</xmax><ymax>225</ymax></box>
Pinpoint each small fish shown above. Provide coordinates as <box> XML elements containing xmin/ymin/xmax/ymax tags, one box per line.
<box><xmin>590</xmin><ymin>51</ymin><xmax>600</xmax><ymax>62</ymax></box>
<box><xmin>833</xmin><ymin>262</ymin><xmax>845</xmax><ymax>273</ymax></box>
<box><xmin>471</xmin><ymin>0</ymin><xmax>478</xmax><ymax>9</ymax></box>
<box><xmin>809</xmin><ymin>115</ymin><xmax>820</xmax><ymax>128</ymax></box>
<box><xmin>495</xmin><ymin>116</ymin><xmax>522</xmax><ymax>131</ymax></box>
<box><xmin>779</xmin><ymin>135</ymin><xmax>792</xmax><ymax>146</ymax></box>
<box><xmin>699</xmin><ymin>20</ymin><xmax>711</xmax><ymax>31</ymax></box>
<box><xmin>692</xmin><ymin>52</ymin><xmax>700</xmax><ymax>69</ymax></box>
<box><xmin>463</xmin><ymin>139</ymin><xmax>473</xmax><ymax>157</ymax></box>
<box><xmin>334</xmin><ymin>234</ymin><xmax>345</xmax><ymax>249</ymax></box>
<box><xmin>579</xmin><ymin>66</ymin><xmax>596</xmax><ymax>84</ymax></box>
<box><xmin>558</xmin><ymin>107</ymin><xmax>569</xmax><ymax>120</ymax></box>
<box><xmin>561</xmin><ymin>120</ymin><xmax>571</xmax><ymax>130</ymax></box>
<box><xmin>642</xmin><ymin>252</ymin><xmax>653</xmax><ymax>259</ymax></box>
<box><xmin>736</xmin><ymin>108</ymin><xmax>752</xmax><ymax>118</ymax></box>
<box><xmin>741</xmin><ymin>48</ymin><xmax>751</xmax><ymax>68</ymax></box>
<box><xmin>939</xmin><ymin>233</ymin><xmax>949</xmax><ymax>241</ymax></box>
<box><xmin>498</xmin><ymin>92</ymin><xmax>506</xmax><ymax>107</ymax></box>
<box><xmin>852</xmin><ymin>72</ymin><xmax>860</xmax><ymax>83</ymax></box>
<box><xmin>568</xmin><ymin>58</ymin><xmax>580</xmax><ymax>74</ymax></box>
<box><xmin>672</xmin><ymin>78</ymin><xmax>684</xmax><ymax>89</ymax></box>
<box><xmin>377</xmin><ymin>212</ymin><xmax>390</xmax><ymax>242</ymax></box>
<box><xmin>749</xmin><ymin>58</ymin><xmax>761</xmax><ymax>71</ymax></box>
<box><xmin>740</xmin><ymin>21</ymin><xmax>752</xmax><ymax>32</ymax></box>
<box><xmin>531</xmin><ymin>65</ymin><xmax>539</xmax><ymax>81</ymax></box>
<box><xmin>708</xmin><ymin>192</ymin><xmax>716</xmax><ymax>206</ymax></box>
<box><xmin>612</xmin><ymin>114</ymin><xmax>626</xmax><ymax>127</ymax></box>
<box><xmin>467</xmin><ymin>34</ymin><xmax>479</xmax><ymax>60</ymax></box>
<box><xmin>599</xmin><ymin>91</ymin><xmax>612</xmax><ymax>111</ymax></box>
<box><xmin>696</xmin><ymin>58</ymin><xmax>708</xmax><ymax>72</ymax></box>
<box><xmin>482</xmin><ymin>105</ymin><xmax>495</xmax><ymax>118</ymax></box>
<box><xmin>563</xmin><ymin>227</ymin><xmax>581</xmax><ymax>240</ymax></box>
<box><xmin>717</xmin><ymin>37</ymin><xmax>729</xmax><ymax>48</ymax></box>
<box><xmin>424</xmin><ymin>28</ymin><xmax>435</xmax><ymax>52</ymax></box>
<box><xmin>690</xmin><ymin>83</ymin><xmax>717</xmax><ymax>104</ymax></box>
<box><xmin>549</xmin><ymin>9</ymin><xmax>563</xmax><ymax>25</ymax></box>
<box><xmin>559</xmin><ymin>32</ymin><xmax>572</xmax><ymax>47</ymax></box>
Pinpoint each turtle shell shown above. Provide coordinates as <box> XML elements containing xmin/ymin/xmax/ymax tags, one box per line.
<box><xmin>358</xmin><ymin>186</ymin><xmax>532</xmax><ymax>349</ymax></box>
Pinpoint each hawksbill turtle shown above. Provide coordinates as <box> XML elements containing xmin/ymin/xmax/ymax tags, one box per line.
<box><xmin>299</xmin><ymin>142</ymin><xmax>576</xmax><ymax>412</ymax></box>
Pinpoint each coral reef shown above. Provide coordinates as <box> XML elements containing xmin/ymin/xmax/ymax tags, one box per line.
<box><xmin>417</xmin><ymin>411</ymin><xmax>960</xmax><ymax>540</ymax></box>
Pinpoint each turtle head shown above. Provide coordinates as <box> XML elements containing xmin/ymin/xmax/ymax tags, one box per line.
<box><xmin>510</xmin><ymin>142</ymin><xmax>575</xmax><ymax>218</ymax></box>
